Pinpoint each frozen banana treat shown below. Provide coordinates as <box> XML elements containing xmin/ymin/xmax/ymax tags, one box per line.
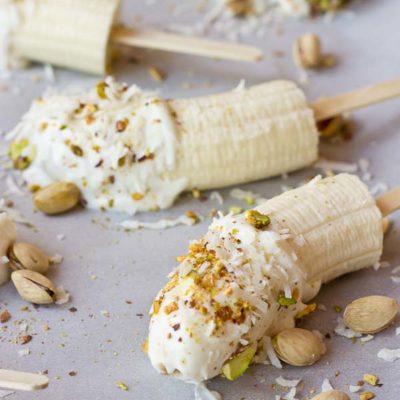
<box><xmin>8</xmin><ymin>78</ymin><xmax>318</xmax><ymax>215</ymax></box>
<box><xmin>148</xmin><ymin>174</ymin><xmax>384</xmax><ymax>382</ymax></box>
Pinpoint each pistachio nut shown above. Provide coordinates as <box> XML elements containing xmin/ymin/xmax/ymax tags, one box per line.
<box><xmin>222</xmin><ymin>344</ymin><xmax>256</xmax><ymax>381</ymax></box>
<box><xmin>343</xmin><ymin>295</ymin><xmax>398</xmax><ymax>334</ymax></box>
<box><xmin>272</xmin><ymin>328</ymin><xmax>326</xmax><ymax>366</ymax></box>
<box><xmin>8</xmin><ymin>242</ymin><xmax>50</xmax><ymax>274</ymax></box>
<box><xmin>293</xmin><ymin>33</ymin><xmax>322</xmax><ymax>69</ymax></box>
<box><xmin>33</xmin><ymin>182</ymin><xmax>80</xmax><ymax>215</ymax></box>
<box><xmin>226</xmin><ymin>0</ymin><xmax>253</xmax><ymax>16</ymax></box>
<box><xmin>11</xmin><ymin>270</ymin><xmax>56</xmax><ymax>305</ymax></box>
<box><xmin>311</xmin><ymin>390</ymin><xmax>350</xmax><ymax>400</ymax></box>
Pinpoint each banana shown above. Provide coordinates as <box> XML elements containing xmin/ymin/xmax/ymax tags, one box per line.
<box><xmin>12</xmin><ymin>0</ymin><xmax>119</xmax><ymax>75</ymax></box>
<box><xmin>0</xmin><ymin>213</ymin><xmax>17</xmax><ymax>285</ymax></box>
<box><xmin>8</xmin><ymin>78</ymin><xmax>319</xmax><ymax>215</ymax></box>
<box><xmin>168</xmin><ymin>80</ymin><xmax>318</xmax><ymax>190</ymax></box>
<box><xmin>148</xmin><ymin>174</ymin><xmax>383</xmax><ymax>382</ymax></box>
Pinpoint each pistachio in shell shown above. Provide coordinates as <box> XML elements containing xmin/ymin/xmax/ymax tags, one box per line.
<box><xmin>11</xmin><ymin>270</ymin><xmax>56</xmax><ymax>305</ymax></box>
<box><xmin>8</xmin><ymin>242</ymin><xmax>50</xmax><ymax>274</ymax></box>
<box><xmin>272</xmin><ymin>328</ymin><xmax>326</xmax><ymax>367</ymax></box>
<box><xmin>222</xmin><ymin>344</ymin><xmax>256</xmax><ymax>381</ymax></box>
<box><xmin>293</xmin><ymin>33</ymin><xmax>322</xmax><ymax>69</ymax></box>
<box><xmin>343</xmin><ymin>295</ymin><xmax>398</xmax><ymax>334</ymax></box>
<box><xmin>33</xmin><ymin>182</ymin><xmax>80</xmax><ymax>215</ymax></box>
<box><xmin>311</xmin><ymin>390</ymin><xmax>350</xmax><ymax>400</ymax></box>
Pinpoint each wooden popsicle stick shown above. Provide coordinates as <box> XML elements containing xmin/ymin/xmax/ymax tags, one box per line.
<box><xmin>376</xmin><ymin>187</ymin><xmax>400</xmax><ymax>217</ymax></box>
<box><xmin>311</xmin><ymin>79</ymin><xmax>400</xmax><ymax>121</ymax></box>
<box><xmin>112</xmin><ymin>27</ymin><xmax>263</xmax><ymax>62</ymax></box>
<box><xmin>0</xmin><ymin>369</ymin><xmax>48</xmax><ymax>391</ymax></box>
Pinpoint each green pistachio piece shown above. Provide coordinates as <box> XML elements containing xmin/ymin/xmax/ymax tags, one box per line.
<box><xmin>96</xmin><ymin>82</ymin><xmax>108</xmax><ymax>99</ymax></box>
<box><xmin>244</xmin><ymin>210</ymin><xmax>270</xmax><ymax>229</ymax></box>
<box><xmin>222</xmin><ymin>344</ymin><xmax>256</xmax><ymax>381</ymax></box>
<box><xmin>278</xmin><ymin>291</ymin><xmax>297</xmax><ymax>306</ymax></box>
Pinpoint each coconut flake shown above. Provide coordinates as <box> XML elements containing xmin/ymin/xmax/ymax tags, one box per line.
<box><xmin>55</xmin><ymin>286</ymin><xmax>70</xmax><ymax>305</ymax></box>
<box><xmin>360</xmin><ymin>334</ymin><xmax>374</xmax><ymax>343</ymax></box>
<box><xmin>0</xmin><ymin>390</ymin><xmax>15</xmax><ymax>398</ymax></box>
<box><xmin>321</xmin><ymin>378</ymin><xmax>334</xmax><ymax>392</ymax></box>
<box><xmin>349</xmin><ymin>385</ymin><xmax>362</xmax><ymax>393</ymax></box>
<box><xmin>370</xmin><ymin>181</ymin><xmax>389</xmax><ymax>196</ymax></box>
<box><xmin>265</xmin><ymin>336</ymin><xmax>282</xmax><ymax>369</ymax></box>
<box><xmin>276</xmin><ymin>376</ymin><xmax>301</xmax><ymax>388</ymax></box>
<box><xmin>233</xmin><ymin>79</ymin><xmax>246</xmax><ymax>92</ymax></box>
<box><xmin>0</xmin><ymin>255</ymin><xmax>9</xmax><ymax>264</ymax></box>
<box><xmin>284</xmin><ymin>387</ymin><xmax>298</xmax><ymax>400</ymax></box>
<box><xmin>194</xmin><ymin>382</ymin><xmax>222</xmax><ymax>400</ymax></box>
<box><xmin>50</xmin><ymin>253</ymin><xmax>63</xmax><ymax>264</ymax></box>
<box><xmin>392</xmin><ymin>266</ymin><xmax>400</xmax><ymax>274</ymax></box>
<box><xmin>18</xmin><ymin>347</ymin><xmax>30</xmax><ymax>357</ymax></box>
<box><xmin>390</xmin><ymin>276</ymin><xmax>400</xmax><ymax>284</ymax></box>
<box><xmin>119</xmin><ymin>214</ymin><xmax>198</xmax><ymax>231</ymax></box>
<box><xmin>395</xmin><ymin>327</ymin><xmax>400</xmax><ymax>336</ymax></box>
<box><xmin>377</xmin><ymin>348</ymin><xmax>400</xmax><ymax>362</ymax></box>
<box><xmin>334</xmin><ymin>317</ymin><xmax>362</xmax><ymax>339</ymax></box>
<box><xmin>209</xmin><ymin>191</ymin><xmax>224</xmax><ymax>205</ymax></box>
<box><xmin>314</xmin><ymin>158</ymin><xmax>358</xmax><ymax>173</ymax></box>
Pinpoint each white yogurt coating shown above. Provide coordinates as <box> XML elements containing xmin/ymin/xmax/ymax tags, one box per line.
<box><xmin>8</xmin><ymin>77</ymin><xmax>188</xmax><ymax>214</ymax></box>
<box><xmin>148</xmin><ymin>211</ymin><xmax>320</xmax><ymax>383</ymax></box>
<box><xmin>0</xmin><ymin>0</ymin><xmax>34</xmax><ymax>70</ymax></box>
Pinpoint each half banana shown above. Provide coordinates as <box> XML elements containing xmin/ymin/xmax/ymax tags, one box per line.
<box><xmin>148</xmin><ymin>173</ymin><xmax>384</xmax><ymax>382</ymax></box>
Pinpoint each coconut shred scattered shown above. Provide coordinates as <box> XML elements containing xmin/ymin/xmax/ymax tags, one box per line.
<box><xmin>7</xmin><ymin>77</ymin><xmax>187</xmax><ymax>214</ymax></box>
<box><xmin>148</xmin><ymin>210</ymin><xmax>320</xmax><ymax>382</ymax></box>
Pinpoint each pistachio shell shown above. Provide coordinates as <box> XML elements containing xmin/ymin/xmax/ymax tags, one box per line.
<box><xmin>11</xmin><ymin>270</ymin><xmax>56</xmax><ymax>305</ymax></box>
<box><xmin>8</xmin><ymin>242</ymin><xmax>50</xmax><ymax>273</ymax></box>
<box><xmin>343</xmin><ymin>295</ymin><xmax>398</xmax><ymax>334</ymax></box>
<box><xmin>222</xmin><ymin>344</ymin><xmax>256</xmax><ymax>381</ymax></box>
<box><xmin>273</xmin><ymin>328</ymin><xmax>326</xmax><ymax>367</ymax></box>
<box><xmin>293</xmin><ymin>33</ymin><xmax>322</xmax><ymax>69</ymax></box>
<box><xmin>311</xmin><ymin>390</ymin><xmax>350</xmax><ymax>400</ymax></box>
<box><xmin>33</xmin><ymin>182</ymin><xmax>80</xmax><ymax>215</ymax></box>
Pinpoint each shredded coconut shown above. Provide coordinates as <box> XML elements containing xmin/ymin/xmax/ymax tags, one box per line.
<box><xmin>276</xmin><ymin>376</ymin><xmax>301</xmax><ymax>387</ymax></box>
<box><xmin>119</xmin><ymin>214</ymin><xmax>199</xmax><ymax>231</ymax></box>
<box><xmin>334</xmin><ymin>317</ymin><xmax>362</xmax><ymax>339</ymax></box>
<box><xmin>321</xmin><ymin>378</ymin><xmax>334</xmax><ymax>392</ymax></box>
<box><xmin>209</xmin><ymin>191</ymin><xmax>224</xmax><ymax>205</ymax></box>
<box><xmin>377</xmin><ymin>348</ymin><xmax>400</xmax><ymax>362</ymax></box>
<box><xmin>349</xmin><ymin>385</ymin><xmax>362</xmax><ymax>393</ymax></box>
<box><xmin>314</xmin><ymin>158</ymin><xmax>358</xmax><ymax>173</ymax></box>
<box><xmin>360</xmin><ymin>334</ymin><xmax>374</xmax><ymax>343</ymax></box>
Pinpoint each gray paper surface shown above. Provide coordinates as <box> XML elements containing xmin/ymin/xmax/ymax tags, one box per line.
<box><xmin>0</xmin><ymin>1</ymin><xmax>400</xmax><ymax>399</ymax></box>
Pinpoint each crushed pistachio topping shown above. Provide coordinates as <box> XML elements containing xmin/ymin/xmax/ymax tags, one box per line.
<box><xmin>9</xmin><ymin>139</ymin><xmax>36</xmax><ymax>170</ymax></box>
<box><xmin>116</xmin><ymin>381</ymin><xmax>129</xmax><ymax>391</ymax></box>
<box><xmin>278</xmin><ymin>291</ymin><xmax>297</xmax><ymax>307</ymax></box>
<box><xmin>363</xmin><ymin>374</ymin><xmax>379</xmax><ymax>386</ymax></box>
<box><xmin>229</xmin><ymin>206</ymin><xmax>243</xmax><ymax>215</ymax></box>
<box><xmin>295</xmin><ymin>303</ymin><xmax>317</xmax><ymax>319</ymax></box>
<box><xmin>244</xmin><ymin>210</ymin><xmax>270</xmax><ymax>229</ymax></box>
<box><xmin>96</xmin><ymin>81</ymin><xmax>108</xmax><ymax>99</ymax></box>
<box><xmin>222</xmin><ymin>344</ymin><xmax>256</xmax><ymax>381</ymax></box>
<box><xmin>359</xmin><ymin>392</ymin><xmax>375</xmax><ymax>400</ymax></box>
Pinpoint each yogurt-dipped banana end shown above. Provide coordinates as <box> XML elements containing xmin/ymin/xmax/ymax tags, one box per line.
<box><xmin>148</xmin><ymin>174</ymin><xmax>383</xmax><ymax>382</ymax></box>
<box><xmin>8</xmin><ymin>77</ymin><xmax>318</xmax><ymax>215</ymax></box>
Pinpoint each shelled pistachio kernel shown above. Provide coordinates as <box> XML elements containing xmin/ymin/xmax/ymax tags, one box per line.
<box><xmin>311</xmin><ymin>390</ymin><xmax>350</xmax><ymax>400</ymax></box>
<box><xmin>293</xmin><ymin>33</ymin><xmax>322</xmax><ymax>69</ymax></box>
<box><xmin>272</xmin><ymin>328</ymin><xmax>326</xmax><ymax>367</ymax></box>
<box><xmin>33</xmin><ymin>182</ymin><xmax>80</xmax><ymax>215</ymax></box>
<box><xmin>11</xmin><ymin>270</ymin><xmax>56</xmax><ymax>305</ymax></box>
<box><xmin>343</xmin><ymin>295</ymin><xmax>398</xmax><ymax>334</ymax></box>
<box><xmin>244</xmin><ymin>210</ymin><xmax>270</xmax><ymax>229</ymax></box>
<box><xmin>222</xmin><ymin>344</ymin><xmax>256</xmax><ymax>381</ymax></box>
<box><xmin>8</xmin><ymin>242</ymin><xmax>50</xmax><ymax>274</ymax></box>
